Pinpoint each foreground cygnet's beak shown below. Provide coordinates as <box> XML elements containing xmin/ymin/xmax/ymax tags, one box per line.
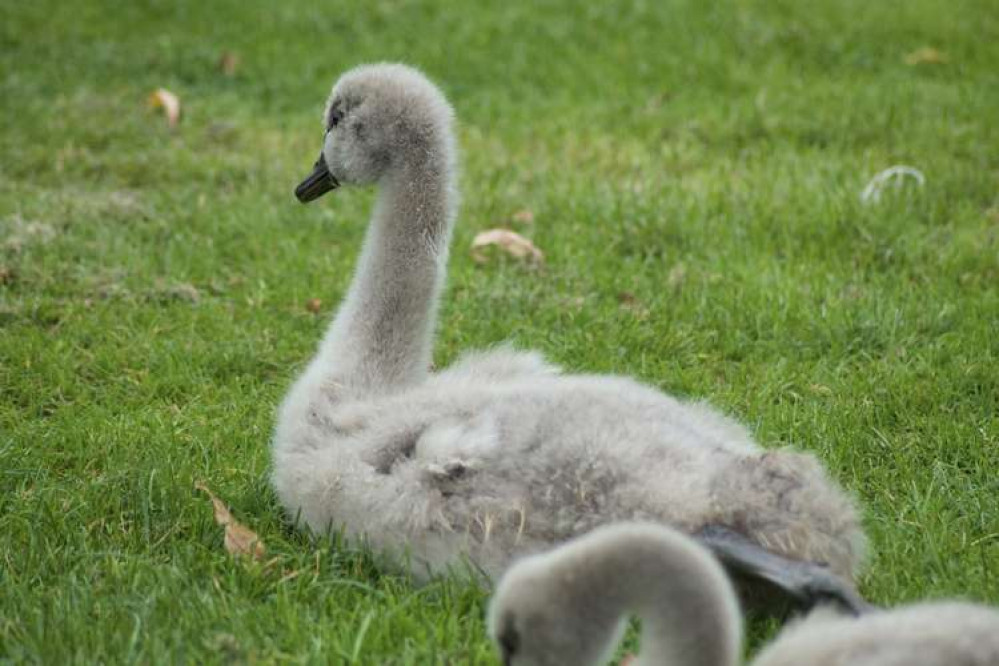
<box><xmin>295</xmin><ymin>152</ymin><xmax>340</xmax><ymax>203</ymax></box>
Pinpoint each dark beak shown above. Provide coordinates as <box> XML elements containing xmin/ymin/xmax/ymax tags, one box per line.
<box><xmin>295</xmin><ymin>152</ymin><xmax>339</xmax><ymax>203</ymax></box>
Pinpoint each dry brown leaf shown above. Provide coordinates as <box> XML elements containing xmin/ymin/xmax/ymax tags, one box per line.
<box><xmin>148</xmin><ymin>88</ymin><xmax>181</xmax><ymax>127</ymax></box>
<box><xmin>511</xmin><ymin>209</ymin><xmax>535</xmax><ymax>225</ymax></box>
<box><xmin>617</xmin><ymin>291</ymin><xmax>649</xmax><ymax>320</ymax></box>
<box><xmin>218</xmin><ymin>52</ymin><xmax>240</xmax><ymax>76</ymax></box>
<box><xmin>195</xmin><ymin>481</ymin><xmax>266</xmax><ymax>561</ymax></box>
<box><xmin>471</xmin><ymin>229</ymin><xmax>543</xmax><ymax>265</ymax></box>
<box><xmin>904</xmin><ymin>47</ymin><xmax>948</xmax><ymax>65</ymax></box>
<box><xmin>305</xmin><ymin>298</ymin><xmax>322</xmax><ymax>313</ymax></box>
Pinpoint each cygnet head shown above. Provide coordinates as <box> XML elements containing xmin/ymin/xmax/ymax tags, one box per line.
<box><xmin>487</xmin><ymin>540</ymin><xmax>631</xmax><ymax>666</ymax></box>
<box><xmin>295</xmin><ymin>63</ymin><xmax>456</xmax><ymax>202</ymax></box>
<box><xmin>487</xmin><ymin>523</ymin><xmax>743</xmax><ymax>666</ymax></box>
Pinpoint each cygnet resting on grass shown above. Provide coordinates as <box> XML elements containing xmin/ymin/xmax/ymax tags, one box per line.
<box><xmin>488</xmin><ymin>522</ymin><xmax>999</xmax><ymax>666</ymax></box>
<box><xmin>272</xmin><ymin>62</ymin><xmax>867</xmax><ymax>612</ymax></box>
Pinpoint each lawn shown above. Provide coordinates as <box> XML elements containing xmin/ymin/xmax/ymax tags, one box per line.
<box><xmin>1</xmin><ymin>0</ymin><xmax>997</xmax><ymax>663</ymax></box>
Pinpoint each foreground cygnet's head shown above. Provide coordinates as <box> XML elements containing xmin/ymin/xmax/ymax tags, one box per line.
<box><xmin>487</xmin><ymin>545</ymin><xmax>626</xmax><ymax>666</ymax></box>
<box><xmin>295</xmin><ymin>63</ymin><xmax>455</xmax><ymax>202</ymax></box>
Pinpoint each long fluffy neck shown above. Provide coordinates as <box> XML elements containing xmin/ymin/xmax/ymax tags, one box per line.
<box><xmin>585</xmin><ymin>530</ymin><xmax>743</xmax><ymax>666</ymax></box>
<box><xmin>318</xmin><ymin>146</ymin><xmax>457</xmax><ymax>398</ymax></box>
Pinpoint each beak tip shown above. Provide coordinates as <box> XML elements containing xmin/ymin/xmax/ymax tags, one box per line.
<box><xmin>295</xmin><ymin>153</ymin><xmax>339</xmax><ymax>203</ymax></box>
<box><xmin>293</xmin><ymin>183</ymin><xmax>313</xmax><ymax>204</ymax></box>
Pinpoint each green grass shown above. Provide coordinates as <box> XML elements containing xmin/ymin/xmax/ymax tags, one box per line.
<box><xmin>2</xmin><ymin>0</ymin><xmax>998</xmax><ymax>662</ymax></box>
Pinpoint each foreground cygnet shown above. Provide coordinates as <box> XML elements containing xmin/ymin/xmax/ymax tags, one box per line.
<box><xmin>488</xmin><ymin>523</ymin><xmax>999</xmax><ymax>666</ymax></box>
<box><xmin>488</xmin><ymin>523</ymin><xmax>742</xmax><ymax>666</ymax></box>
<box><xmin>272</xmin><ymin>62</ymin><xmax>867</xmax><ymax>612</ymax></box>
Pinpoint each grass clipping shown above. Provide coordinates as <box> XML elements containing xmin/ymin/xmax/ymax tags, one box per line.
<box><xmin>195</xmin><ymin>481</ymin><xmax>266</xmax><ymax>561</ymax></box>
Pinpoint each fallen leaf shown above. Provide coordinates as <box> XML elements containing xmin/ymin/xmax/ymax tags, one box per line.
<box><xmin>305</xmin><ymin>298</ymin><xmax>322</xmax><ymax>313</ymax></box>
<box><xmin>904</xmin><ymin>47</ymin><xmax>948</xmax><ymax>65</ymax></box>
<box><xmin>218</xmin><ymin>52</ymin><xmax>240</xmax><ymax>76</ymax></box>
<box><xmin>617</xmin><ymin>291</ymin><xmax>649</xmax><ymax>320</ymax></box>
<box><xmin>0</xmin><ymin>267</ymin><xmax>13</xmax><ymax>285</ymax></box>
<box><xmin>511</xmin><ymin>209</ymin><xmax>535</xmax><ymax>225</ymax></box>
<box><xmin>149</xmin><ymin>88</ymin><xmax>181</xmax><ymax>127</ymax></box>
<box><xmin>471</xmin><ymin>229</ymin><xmax>544</xmax><ymax>265</ymax></box>
<box><xmin>195</xmin><ymin>481</ymin><xmax>266</xmax><ymax>561</ymax></box>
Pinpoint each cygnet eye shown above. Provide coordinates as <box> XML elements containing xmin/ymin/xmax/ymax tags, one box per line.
<box><xmin>328</xmin><ymin>108</ymin><xmax>344</xmax><ymax>129</ymax></box>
